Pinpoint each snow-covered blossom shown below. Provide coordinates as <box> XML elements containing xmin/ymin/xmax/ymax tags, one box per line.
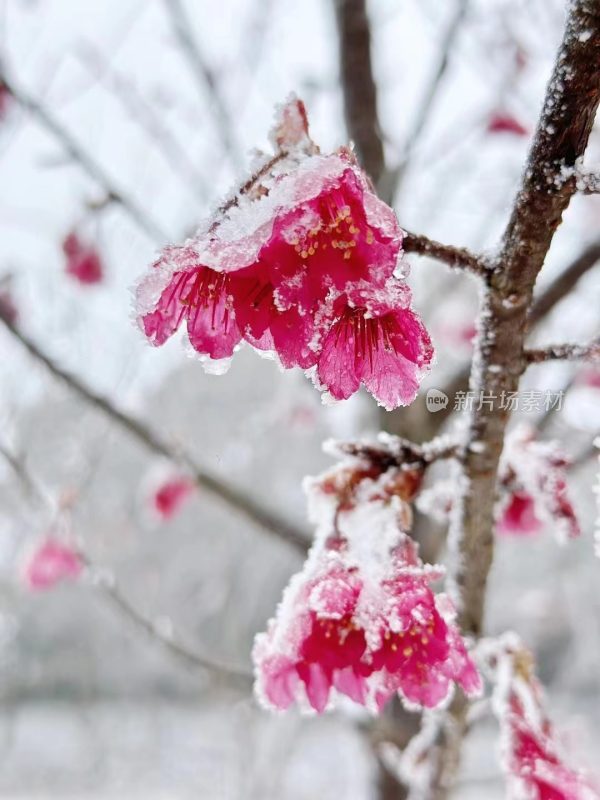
<box><xmin>253</xmin><ymin>450</ymin><xmax>480</xmax><ymax>714</ymax></box>
<box><xmin>135</xmin><ymin>97</ymin><xmax>432</xmax><ymax>410</ymax></box>
<box><xmin>21</xmin><ymin>537</ymin><xmax>83</xmax><ymax>591</ymax></box>
<box><xmin>482</xmin><ymin>633</ymin><xmax>599</xmax><ymax>800</ymax></box>
<box><xmin>151</xmin><ymin>476</ymin><xmax>196</xmax><ymax>519</ymax></box>
<box><xmin>497</xmin><ymin>425</ymin><xmax>580</xmax><ymax>541</ymax></box>
<box><xmin>63</xmin><ymin>233</ymin><xmax>103</xmax><ymax>285</ymax></box>
<box><xmin>487</xmin><ymin>112</ymin><xmax>529</xmax><ymax>137</ymax></box>
<box><xmin>417</xmin><ymin>426</ymin><xmax>580</xmax><ymax>542</ymax></box>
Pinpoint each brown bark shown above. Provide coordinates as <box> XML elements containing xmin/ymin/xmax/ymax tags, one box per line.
<box><xmin>333</xmin><ymin>0</ymin><xmax>386</xmax><ymax>186</ymax></box>
<box><xmin>429</xmin><ymin>3</ymin><xmax>600</xmax><ymax>795</ymax></box>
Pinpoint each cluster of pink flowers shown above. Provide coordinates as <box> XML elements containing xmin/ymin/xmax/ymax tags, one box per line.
<box><xmin>135</xmin><ymin>98</ymin><xmax>433</xmax><ymax>410</ymax></box>
<box><xmin>21</xmin><ymin>537</ymin><xmax>83</xmax><ymax>591</ymax></box>
<box><xmin>417</xmin><ymin>426</ymin><xmax>579</xmax><ymax>541</ymax></box>
<box><xmin>253</xmin><ymin>447</ymin><xmax>481</xmax><ymax>713</ymax></box>
<box><xmin>496</xmin><ymin>425</ymin><xmax>580</xmax><ymax>540</ymax></box>
<box><xmin>63</xmin><ymin>232</ymin><xmax>103</xmax><ymax>285</ymax></box>
<box><xmin>484</xmin><ymin>634</ymin><xmax>599</xmax><ymax>800</ymax></box>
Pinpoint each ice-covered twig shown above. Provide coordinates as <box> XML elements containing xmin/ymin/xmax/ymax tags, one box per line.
<box><xmin>332</xmin><ymin>433</ymin><xmax>461</xmax><ymax>469</ymax></box>
<box><xmin>402</xmin><ymin>229</ymin><xmax>489</xmax><ymax>276</ymax></box>
<box><xmin>0</xmin><ymin>308</ymin><xmax>309</xmax><ymax>553</ymax></box>
<box><xmin>0</xmin><ymin>68</ymin><xmax>168</xmax><ymax>243</ymax></box>
<box><xmin>333</xmin><ymin>0</ymin><xmax>386</xmax><ymax>187</ymax></box>
<box><xmin>163</xmin><ymin>0</ymin><xmax>242</xmax><ymax>170</ymax></box>
<box><xmin>575</xmin><ymin>168</ymin><xmax>600</xmax><ymax>194</ymax></box>
<box><xmin>524</xmin><ymin>338</ymin><xmax>600</xmax><ymax>364</ymax></box>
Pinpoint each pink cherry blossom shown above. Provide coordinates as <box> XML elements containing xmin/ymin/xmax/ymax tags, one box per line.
<box><xmin>135</xmin><ymin>98</ymin><xmax>432</xmax><ymax>409</ymax></box>
<box><xmin>152</xmin><ymin>476</ymin><xmax>196</xmax><ymax>519</ymax></box>
<box><xmin>63</xmin><ymin>233</ymin><xmax>103</xmax><ymax>285</ymax></box>
<box><xmin>487</xmin><ymin>112</ymin><xmax>529</xmax><ymax>137</ymax></box>
<box><xmin>499</xmin><ymin>425</ymin><xmax>580</xmax><ymax>541</ymax></box>
<box><xmin>253</xmin><ymin>454</ymin><xmax>480</xmax><ymax>714</ymax></box>
<box><xmin>484</xmin><ymin>634</ymin><xmax>599</xmax><ymax>800</ymax></box>
<box><xmin>21</xmin><ymin>538</ymin><xmax>83</xmax><ymax>591</ymax></box>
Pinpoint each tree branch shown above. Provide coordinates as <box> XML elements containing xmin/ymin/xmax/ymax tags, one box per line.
<box><xmin>402</xmin><ymin>229</ymin><xmax>489</xmax><ymax>275</ymax></box>
<box><xmin>0</xmin><ymin>310</ymin><xmax>308</xmax><ymax>554</ymax></box>
<box><xmin>430</xmin><ymin>4</ymin><xmax>600</xmax><ymax>795</ymax></box>
<box><xmin>0</xmin><ymin>69</ymin><xmax>168</xmax><ymax>243</ymax></box>
<box><xmin>333</xmin><ymin>0</ymin><xmax>386</xmax><ymax>188</ymax></box>
<box><xmin>529</xmin><ymin>237</ymin><xmax>600</xmax><ymax>325</ymax></box>
<box><xmin>525</xmin><ymin>339</ymin><xmax>600</xmax><ymax>363</ymax></box>
<box><xmin>163</xmin><ymin>0</ymin><xmax>242</xmax><ymax>170</ymax></box>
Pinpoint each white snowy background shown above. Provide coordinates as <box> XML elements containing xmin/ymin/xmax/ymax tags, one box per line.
<box><xmin>0</xmin><ymin>0</ymin><xmax>598</xmax><ymax>797</ymax></box>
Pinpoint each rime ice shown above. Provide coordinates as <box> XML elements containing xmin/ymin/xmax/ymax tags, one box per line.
<box><xmin>134</xmin><ymin>98</ymin><xmax>432</xmax><ymax>409</ymax></box>
<box><xmin>253</xmin><ymin>450</ymin><xmax>480</xmax><ymax>714</ymax></box>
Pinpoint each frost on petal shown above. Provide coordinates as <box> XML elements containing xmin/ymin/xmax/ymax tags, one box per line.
<box><xmin>133</xmin><ymin>98</ymin><xmax>432</xmax><ymax>408</ymax></box>
<box><xmin>482</xmin><ymin>633</ymin><xmax>599</xmax><ymax>800</ymax></box>
<box><xmin>21</xmin><ymin>538</ymin><xmax>83</xmax><ymax>591</ymax></box>
<box><xmin>316</xmin><ymin>300</ymin><xmax>433</xmax><ymax>410</ymax></box>
<box><xmin>498</xmin><ymin>426</ymin><xmax>580</xmax><ymax>542</ymax></box>
<box><xmin>254</xmin><ymin>451</ymin><xmax>480</xmax><ymax>716</ymax></box>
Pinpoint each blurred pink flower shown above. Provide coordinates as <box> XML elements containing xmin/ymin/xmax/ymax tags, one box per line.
<box><xmin>21</xmin><ymin>538</ymin><xmax>83</xmax><ymax>591</ymax></box>
<box><xmin>63</xmin><ymin>233</ymin><xmax>103</xmax><ymax>285</ymax></box>
<box><xmin>152</xmin><ymin>476</ymin><xmax>195</xmax><ymax>520</ymax></box>
<box><xmin>0</xmin><ymin>80</ymin><xmax>11</xmax><ymax>120</ymax></box>
<box><xmin>136</xmin><ymin>98</ymin><xmax>432</xmax><ymax>409</ymax></box>
<box><xmin>486</xmin><ymin>635</ymin><xmax>599</xmax><ymax>800</ymax></box>
<box><xmin>487</xmin><ymin>112</ymin><xmax>529</xmax><ymax>137</ymax></box>
<box><xmin>498</xmin><ymin>426</ymin><xmax>580</xmax><ymax>541</ymax></box>
<box><xmin>497</xmin><ymin>490</ymin><xmax>543</xmax><ymax>537</ymax></box>
<box><xmin>0</xmin><ymin>287</ymin><xmax>18</xmax><ymax>324</ymax></box>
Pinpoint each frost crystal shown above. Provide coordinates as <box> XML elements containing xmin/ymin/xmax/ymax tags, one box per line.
<box><xmin>481</xmin><ymin>633</ymin><xmax>599</xmax><ymax>800</ymax></box>
<box><xmin>134</xmin><ymin>98</ymin><xmax>432</xmax><ymax>410</ymax></box>
<box><xmin>253</xmin><ymin>449</ymin><xmax>481</xmax><ymax>714</ymax></box>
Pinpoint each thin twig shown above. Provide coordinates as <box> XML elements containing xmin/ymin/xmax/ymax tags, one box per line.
<box><xmin>0</xmin><ymin>69</ymin><xmax>168</xmax><ymax>243</ymax></box>
<box><xmin>402</xmin><ymin>229</ymin><xmax>489</xmax><ymax>276</ymax></box>
<box><xmin>389</xmin><ymin>0</ymin><xmax>469</xmax><ymax>200</ymax></box>
<box><xmin>82</xmin><ymin>555</ymin><xmax>252</xmax><ymax>685</ymax></box>
<box><xmin>525</xmin><ymin>339</ymin><xmax>600</xmax><ymax>364</ymax></box>
<box><xmin>163</xmin><ymin>0</ymin><xmax>242</xmax><ymax>170</ymax></box>
<box><xmin>529</xmin><ymin>237</ymin><xmax>600</xmax><ymax>325</ymax></box>
<box><xmin>0</xmin><ymin>439</ymin><xmax>251</xmax><ymax>683</ymax></box>
<box><xmin>0</xmin><ymin>310</ymin><xmax>308</xmax><ymax>553</ymax></box>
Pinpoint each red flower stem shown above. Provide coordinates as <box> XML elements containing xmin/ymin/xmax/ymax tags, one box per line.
<box><xmin>0</xmin><ymin>309</ymin><xmax>309</xmax><ymax>554</ymax></box>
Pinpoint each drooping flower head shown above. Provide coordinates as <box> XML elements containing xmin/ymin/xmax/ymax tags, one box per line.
<box><xmin>63</xmin><ymin>233</ymin><xmax>103</xmax><ymax>285</ymax></box>
<box><xmin>482</xmin><ymin>634</ymin><xmax>599</xmax><ymax>800</ymax></box>
<box><xmin>497</xmin><ymin>425</ymin><xmax>580</xmax><ymax>541</ymax></box>
<box><xmin>135</xmin><ymin>97</ymin><xmax>433</xmax><ymax>409</ymax></box>
<box><xmin>21</xmin><ymin>537</ymin><xmax>83</xmax><ymax>591</ymax></box>
<box><xmin>253</xmin><ymin>438</ymin><xmax>480</xmax><ymax>714</ymax></box>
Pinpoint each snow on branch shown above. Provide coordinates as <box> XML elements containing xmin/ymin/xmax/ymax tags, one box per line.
<box><xmin>576</xmin><ymin>169</ymin><xmax>600</xmax><ymax>194</ymax></box>
<box><xmin>524</xmin><ymin>338</ymin><xmax>600</xmax><ymax>363</ymax></box>
<box><xmin>402</xmin><ymin>229</ymin><xmax>490</xmax><ymax>276</ymax></box>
